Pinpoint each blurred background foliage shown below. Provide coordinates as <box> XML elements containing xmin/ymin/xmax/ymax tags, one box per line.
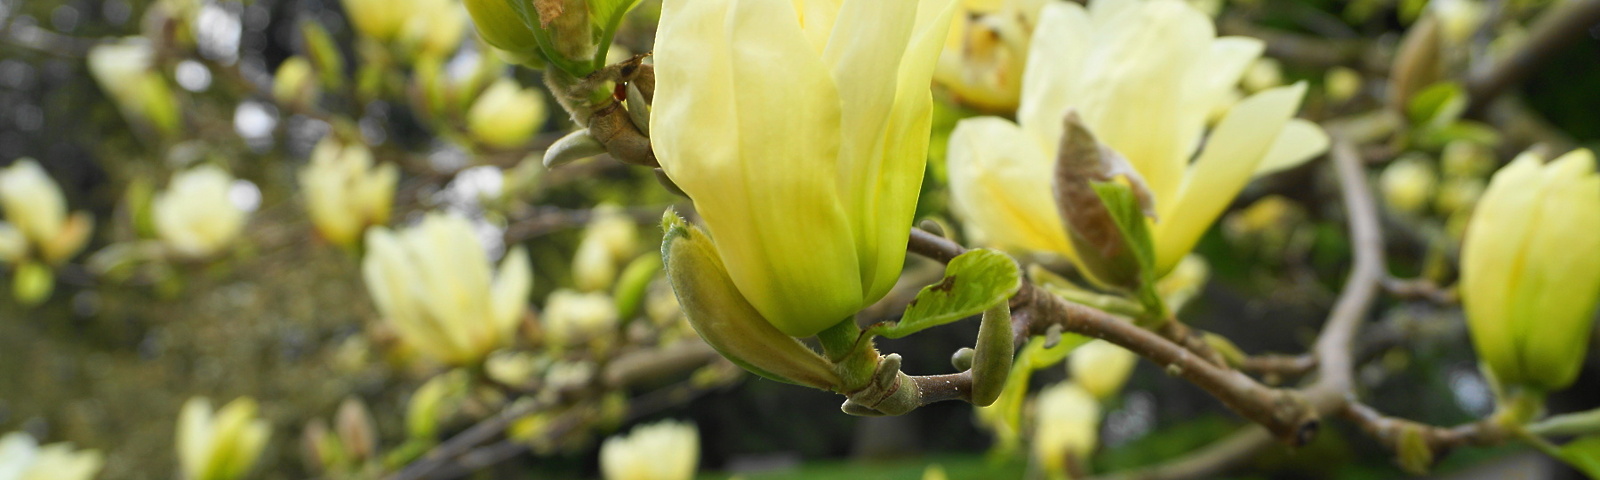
<box><xmin>0</xmin><ymin>0</ymin><xmax>1597</xmax><ymax>478</ymax></box>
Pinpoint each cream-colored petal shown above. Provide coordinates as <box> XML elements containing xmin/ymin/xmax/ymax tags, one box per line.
<box><xmin>490</xmin><ymin>246</ymin><xmax>533</xmax><ymax>335</ymax></box>
<box><xmin>946</xmin><ymin>117</ymin><xmax>1075</xmax><ymax>258</ymax></box>
<box><xmin>1017</xmin><ymin>2</ymin><xmax>1091</xmax><ymax>152</ymax></box>
<box><xmin>852</xmin><ymin>0</ymin><xmax>957</xmax><ymax>303</ymax></box>
<box><xmin>176</xmin><ymin>397</ymin><xmax>213</xmax><ymax>480</ymax></box>
<box><xmin>1460</xmin><ymin>154</ymin><xmax>1543</xmax><ymax>386</ymax></box>
<box><xmin>1072</xmin><ymin>0</ymin><xmax>1213</xmax><ymax>213</ymax></box>
<box><xmin>1254</xmin><ymin>119</ymin><xmax>1330</xmax><ymax>176</ymax></box>
<box><xmin>1154</xmin><ymin>83</ymin><xmax>1307</xmax><ymax>274</ymax></box>
<box><xmin>654</xmin><ymin>0</ymin><xmax>860</xmax><ymax>337</ymax></box>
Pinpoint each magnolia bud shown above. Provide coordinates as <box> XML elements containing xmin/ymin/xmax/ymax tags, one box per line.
<box><xmin>661</xmin><ymin>211</ymin><xmax>842</xmax><ymax>390</ymax></box>
<box><xmin>1388</xmin><ymin>15</ymin><xmax>1443</xmax><ymax>112</ymax></box>
<box><xmin>1324</xmin><ymin>66</ymin><xmax>1362</xmax><ymax>103</ymax></box>
<box><xmin>1462</xmin><ymin>149</ymin><xmax>1600</xmax><ymax>394</ymax></box>
<box><xmin>1051</xmin><ymin>111</ymin><xmax>1156</xmax><ymax>292</ymax></box>
<box><xmin>463</xmin><ymin>0</ymin><xmax>544</xmax><ymax>65</ymax></box>
<box><xmin>1440</xmin><ymin>140</ymin><xmax>1493</xmax><ymax>178</ymax></box>
<box><xmin>406</xmin><ymin>371</ymin><xmax>468</xmax><ymax>440</ymax></box>
<box><xmin>573</xmin><ymin>205</ymin><xmax>639</xmax><ymax>291</ymax></box>
<box><xmin>273</xmin><ymin>57</ymin><xmax>318</xmax><ymax>111</ymax></box>
<box><xmin>1380</xmin><ymin>156</ymin><xmax>1438</xmax><ymax>215</ymax></box>
<box><xmin>335</xmin><ymin>397</ymin><xmax>378</xmax><ymax>462</ymax></box>
<box><xmin>13</xmin><ymin>261</ymin><xmax>54</xmax><ymax>307</ymax></box>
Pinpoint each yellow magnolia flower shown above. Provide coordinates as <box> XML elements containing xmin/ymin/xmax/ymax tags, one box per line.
<box><xmin>467</xmin><ymin>78</ymin><xmax>548</xmax><ymax>149</ymax></box>
<box><xmin>0</xmin><ymin>431</ymin><xmax>104</xmax><ymax>480</ymax></box>
<box><xmin>541</xmin><ymin>289</ymin><xmax>619</xmax><ymax>349</ymax></box>
<box><xmin>87</xmin><ymin>38</ymin><xmax>181</xmax><ymax>136</ymax></box>
<box><xmin>599</xmin><ymin>420</ymin><xmax>699</xmax><ymax>480</ymax></box>
<box><xmin>342</xmin><ymin>0</ymin><xmax>465</xmax><ymax>57</ymax></box>
<box><xmin>652</xmin><ymin>0</ymin><xmax>959</xmax><ymax>337</ymax></box>
<box><xmin>154</xmin><ymin>166</ymin><xmax>251</xmax><ymax>259</ymax></box>
<box><xmin>401</xmin><ymin>0</ymin><xmax>468</xmax><ymax>58</ymax></box>
<box><xmin>340</xmin><ymin>0</ymin><xmax>408</xmax><ymax>42</ymax></box>
<box><xmin>1461</xmin><ymin>148</ymin><xmax>1600</xmax><ymax>393</ymax></box>
<box><xmin>573</xmin><ymin>205</ymin><xmax>639</xmax><ymax>291</ymax></box>
<box><xmin>933</xmin><ymin>0</ymin><xmax>1048</xmax><ymax>112</ymax></box>
<box><xmin>1068</xmin><ymin>340</ymin><xmax>1138</xmax><ymax>400</ymax></box>
<box><xmin>299</xmin><ymin>138</ymin><xmax>398</xmax><ymax>248</ymax></box>
<box><xmin>947</xmin><ymin>0</ymin><xmax>1328</xmax><ymax>277</ymax></box>
<box><xmin>0</xmin><ymin>160</ymin><xmax>92</xmax><ymax>264</ymax></box>
<box><xmin>362</xmin><ymin>213</ymin><xmax>533</xmax><ymax>365</ymax></box>
<box><xmin>176</xmin><ymin>397</ymin><xmax>271</xmax><ymax>480</ymax></box>
<box><xmin>1032</xmin><ymin>381</ymin><xmax>1099</xmax><ymax>478</ymax></box>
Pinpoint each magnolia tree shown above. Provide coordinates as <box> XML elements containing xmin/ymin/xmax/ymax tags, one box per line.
<box><xmin>2</xmin><ymin>0</ymin><xmax>1600</xmax><ymax>478</ymax></box>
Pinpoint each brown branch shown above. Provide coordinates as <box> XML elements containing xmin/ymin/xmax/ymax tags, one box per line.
<box><xmin>501</xmin><ymin>205</ymin><xmax>665</xmax><ymax>244</ymax></box>
<box><xmin>1465</xmin><ymin>0</ymin><xmax>1600</xmax><ymax>115</ymax></box>
<box><xmin>1083</xmin><ymin>141</ymin><xmax>1390</xmax><ymax>480</ymax></box>
<box><xmin>906</xmin><ymin>231</ymin><xmax>1319</xmax><ymax>445</ymax></box>
<box><xmin>1340</xmin><ymin>400</ymin><xmax>1502</xmax><ymax>472</ymax></box>
<box><xmin>388</xmin><ymin>341</ymin><xmax>721</xmax><ymax>480</ymax></box>
<box><xmin>1381</xmin><ymin>277</ymin><xmax>1458</xmax><ymax>305</ymax></box>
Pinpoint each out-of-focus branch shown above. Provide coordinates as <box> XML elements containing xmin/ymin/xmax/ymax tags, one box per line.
<box><xmin>389</xmin><ymin>341</ymin><xmax>720</xmax><ymax>480</ymax></box>
<box><xmin>1382</xmin><ymin>277</ymin><xmax>1458</xmax><ymax>305</ymax></box>
<box><xmin>1304</xmin><ymin>140</ymin><xmax>1387</xmax><ymax>409</ymax></box>
<box><xmin>1340</xmin><ymin>400</ymin><xmax>1502</xmax><ymax>470</ymax></box>
<box><xmin>501</xmin><ymin>205</ymin><xmax>666</xmax><ymax>243</ymax></box>
<box><xmin>1466</xmin><ymin>0</ymin><xmax>1600</xmax><ymax>115</ymax></box>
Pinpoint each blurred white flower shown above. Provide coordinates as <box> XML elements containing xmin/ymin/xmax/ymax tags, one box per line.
<box><xmin>1069</xmin><ymin>340</ymin><xmax>1138</xmax><ymax>400</ymax></box>
<box><xmin>600</xmin><ymin>420</ymin><xmax>699</xmax><ymax>480</ymax></box>
<box><xmin>467</xmin><ymin>78</ymin><xmax>547</xmax><ymax>149</ymax></box>
<box><xmin>154</xmin><ymin>165</ymin><xmax>250</xmax><ymax>258</ymax></box>
<box><xmin>572</xmin><ymin>205</ymin><xmax>639</xmax><ymax>292</ymax></box>
<box><xmin>299</xmin><ymin>138</ymin><xmax>398</xmax><ymax>248</ymax></box>
<box><xmin>0</xmin><ymin>159</ymin><xmax>92</xmax><ymax>264</ymax></box>
<box><xmin>0</xmin><ymin>431</ymin><xmax>104</xmax><ymax>480</ymax></box>
<box><xmin>542</xmin><ymin>289</ymin><xmax>619</xmax><ymax>349</ymax></box>
<box><xmin>176</xmin><ymin>397</ymin><xmax>271</xmax><ymax>480</ymax></box>
<box><xmin>1032</xmin><ymin>382</ymin><xmax>1100</xmax><ymax>478</ymax></box>
<box><xmin>362</xmin><ymin>212</ymin><xmax>532</xmax><ymax>365</ymax></box>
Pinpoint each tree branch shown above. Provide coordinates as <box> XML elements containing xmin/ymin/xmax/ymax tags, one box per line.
<box><xmin>905</xmin><ymin>230</ymin><xmax>1320</xmax><ymax>445</ymax></box>
<box><xmin>1466</xmin><ymin>0</ymin><xmax>1600</xmax><ymax>115</ymax></box>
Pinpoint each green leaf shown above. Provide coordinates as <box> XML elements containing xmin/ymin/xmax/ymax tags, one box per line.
<box><xmin>1090</xmin><ymin>180</ymin><xmax>1155</xmax><ymax>279</ymax></box>
<box><xmin>611</xmin><ymin>254</ymin><xmax>661</xmax><ymax>321</ymax></box>
<box><xmin>872</xmin><ymin>249</ymin><xmax>1021</xmax><ymax>339</ymax></box>
<box><xmin>587</xmin><ymin>0</ymin><xmax>644</xmax><ymax>70</ymax></box>
<box><xmin>1407</xmin><ymin>82</ymin><xmax>1467</xmax><ymax>129</ymax></box>
<box><xmin>1557</xmin><ymin>435</ymin><xmax>1600</xmax><ymax>477</ymax></box>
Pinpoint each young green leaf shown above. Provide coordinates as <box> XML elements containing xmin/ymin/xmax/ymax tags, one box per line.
<box><xmin>1557</xmin><ymin>435</ymin><xmax>1600</xmax><ymax>477</ymax></box>
<box><xmin>873</xmin><ymin>249</ymin><xmax>1021</xmax><ymax>339</ymax></box>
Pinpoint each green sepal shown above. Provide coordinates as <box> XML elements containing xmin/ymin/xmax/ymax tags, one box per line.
<box><xmin>660</xmin><ymin>210</ymin><xmax>842</xmax><ymax>391</ymax></box>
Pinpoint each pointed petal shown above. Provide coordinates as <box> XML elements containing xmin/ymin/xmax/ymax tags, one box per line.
<box><xmin>1154</xmin><ymin>83</ymin><xmax>1306</xmax><ymax>274</ymax></box>
<box><xmin>1017</xmin><ymin>2</ymin><xmax>1091</xmax><ymax>152</ymax></box>
<box><xmin>491</xmin><ymin>246</ymin><xmax>533</xmax><ymax>335</ymax></box>
<box><xmin>1254</xmin><ymin>119</ymin><xmax>1330</xmax><ymax>176</ymax></box>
